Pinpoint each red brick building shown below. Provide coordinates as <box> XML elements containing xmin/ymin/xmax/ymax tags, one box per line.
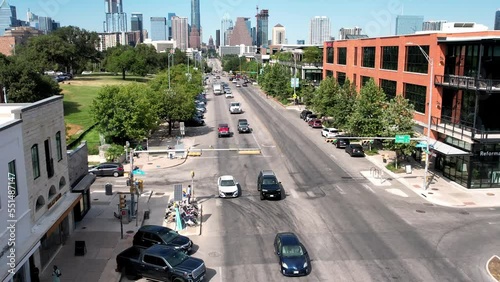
<box><xmin>323</xmin><ymin>31</ymin><xmax>500</xmax><ymax>189</ymax></box>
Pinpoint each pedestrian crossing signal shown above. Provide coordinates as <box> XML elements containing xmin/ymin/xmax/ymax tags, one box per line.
<box><xmin>119</xmin><ymin>195</ymin><xmax>126</xmax><ymax>209</ymax></box>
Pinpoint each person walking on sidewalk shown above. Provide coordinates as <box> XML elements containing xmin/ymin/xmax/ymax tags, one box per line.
<box><xmin>186</xmin><ymin>185</ymin><xmax>192</xmax><ymax>204</ymax></box>
<box><xmin>52</xmin><ymin>265</ymin><xmax>61</xmax><ymax>282</ymax></box>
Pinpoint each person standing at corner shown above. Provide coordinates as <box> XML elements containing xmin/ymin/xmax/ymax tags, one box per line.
<box><xmin>187</xmin><ymin>185</ymin><xmax>192</xmax><ymax>204</ymax></box>
<box><xmin>52</xmin><ymin>265</ymin><xmax>61</xmax><ymax>282</ymax></box>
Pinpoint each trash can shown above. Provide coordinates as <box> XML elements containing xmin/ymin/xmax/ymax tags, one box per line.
<box><xmin>75</xmin><ymin>241</ymin><xmax>87</xmax><ymax>256</ymax></box>
<box><xmin>105</xmin><ymin>183</ymin><xmax>113</xmax><ymax>195</ymax></box>
<box><xmin>405</xmin><ymin>165</ymin><xmax>412</xmax><ymax>174</ymax></box>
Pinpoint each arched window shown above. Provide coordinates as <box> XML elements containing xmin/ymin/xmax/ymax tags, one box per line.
<box><xmin>48</xmin><ymin>185</ymin><xmax>57</xmax><ymax>199</ymax></box>
<box><xmin>35</xmin><ymin>196</ymin><xmax>45</xmax><ymax>211</ymax></box>
<box><xmin>59</xmin><ymin>177</ymin><xmax>66</xmax><ymax>190</ymax></box>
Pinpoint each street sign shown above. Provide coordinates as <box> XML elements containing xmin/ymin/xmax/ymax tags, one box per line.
<box><xmin>395</xmin><ymin>135</ymin><xmax>411</xmax><ymax>144</ymax></box>
<box><xmin>290</xmin><ymin>78</ymin><xmax>299</xmax><ymax>88</ymax></box>
<box><xmin>173</xmin><ymin>184</ymin><xmax>183</xmax><ymax>202</ymax></box>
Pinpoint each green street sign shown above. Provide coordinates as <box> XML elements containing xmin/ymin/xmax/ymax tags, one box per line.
<box><xmin>395</xmin><ymin>135</ymin><xmax>411</xmax><ymax>144</ymax></box>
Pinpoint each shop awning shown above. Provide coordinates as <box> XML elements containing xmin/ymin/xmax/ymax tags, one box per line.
<box><xmin>72</xmin><ymin>173</ymin><xmax>96</xmax><ymax>192</ymax></box>
<box><xmin>430</xmin><ymin>140</ymin><xmax>470</xmax><ymax>156</ymax></box>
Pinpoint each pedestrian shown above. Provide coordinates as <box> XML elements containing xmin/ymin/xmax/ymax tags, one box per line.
<box><xmin>32</xmin><ymin>267</ymin><xmax>40</xmax><ymax>282</ymax></box>
<box><xmin>52</xmin><ymin>265</ymin><xmax>61</xmax><ymax>282</ymax></box>
<box><xmin>187</xmin><ymin>185</ymin><xmax>192</xmax><ymax>204</ymax></box>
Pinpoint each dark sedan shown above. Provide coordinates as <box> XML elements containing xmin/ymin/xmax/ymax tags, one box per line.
<box><xmin>274</xmin><ymin>232</ymin><xmax>311</xmax><ymax>276</ymax></box>
<box><xmin>345</xmin><ymin>144</ymin><xmax>365</xmax><ymax>157</ymax></box>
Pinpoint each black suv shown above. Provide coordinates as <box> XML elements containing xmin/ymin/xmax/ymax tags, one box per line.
<box><xmin>257</xmin><ymin>170</ymin><xmax>282</xmax><ymax>200</ymax></box>
<box><xmin>237</xmin><ymin>119</ymin><xmax>251</xmax><ymax>133</ymax></box>
<box><xmin>133</xmin><ymin>225</ymin><xmax>193</xmax><ymax>253</ymax></box>
<box><xmin>300</xmin><ymin>110</ymin><xmax>312</xmax><ymax>120</ymax></box>
<box><xmin>334</xmin><ymin>136</ymin><xmax>350</xmax><ymax>149</ymax></box>
<box><xmin>88</xmin><ymin>162</ymin><xmax>124</xmax><ymax>177</ymax></box>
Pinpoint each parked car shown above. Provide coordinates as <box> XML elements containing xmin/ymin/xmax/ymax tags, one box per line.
<box><xmin>345</xmin><ymin>144</ymin><xmax>365</xmax><ymax>157</ymax></box>
<box><xmin>218</xmin><ymin>123</ymin><xmax>231</xmax><ymax>137</ymax></box>
<box><xmin>242</xmin><ymin>82</ymin><xmax>248</xmax><ymax>87</ymax></box>
<box><xmin>300</xmin><ymin>110</ymin><xmax>312</xmax><ymax>120</ymax></box>
<box><xmin>133</xmin><ymin>225</ymin><xmax>193</xmax><ymax>253</ymax></box>
<box><xmin>305</xmin><ymin>114</ymin><xmax>318</xmax><ymax>122</ymax></box>
<box><xmin>308</xmin><ymin>119</ymin><xmax>322</xmax><ymax>128</ymax></box>
<box><xmin>257</xmin><ymin>170</ymin><xmax>281</xmax><ymax>200</ymax></box>
<box><xmin>274</xmin><ymin>232</ymin><xmax>311</xmax><ymax>276</ymax></box>
<box><xmin>184</xmin><ymin>117</ymin><xmax>205</xmax><ymax>127</ymax></box>
<box><xmin>217</xmin><ymin>175</ymin><xmax>239</xmax><ymax>198</ymax></box>
<box><xmin>334</xmin><ymin>136</ymin><xmax>350</xmax><ymax>149</ymax></box>
<box><xmin>116</xmin><ymin>245</ymin><xmax>206</xmax><ymax>281</ymax></box>
<box><xmin>322</xmin><ymin>128</ymin><xmax>340</xmax><ymax>138</ymax></box>
<box><xmin>88</xmin><ymin>162</ymin><xmax>124</xmax><ymax>177</ymax></box>
<box><xmin>195</xmin><ymin>105</ymin><xmax>206</xmax><ymax>113</ymax></box>
<box><xmin>237</xmin><ymin>119</ymin><xmax>251</xmax><ymax>133</ymax></box>
<box><xmin>236</xmin><ymin>83</ymin><xmax>241</xmax><ymax>87</ymax></box>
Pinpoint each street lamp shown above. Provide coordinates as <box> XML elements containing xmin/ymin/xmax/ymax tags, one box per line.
<box><xmin>238</xmin><ymin>55</ymin><xmax>242</xmax><ymax>76</ymax></box>
<box><xmin>407</xmin><ymin>42</ymin><xmax>434</xmax><ymax>191</ymax></box>
<box><xmin>293</xmin><ymin>51</ymin><xmax>298</xmax><ymax>103</ymax></box>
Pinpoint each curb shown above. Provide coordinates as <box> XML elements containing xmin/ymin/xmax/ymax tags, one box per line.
<box><xmin>487</xmin><ymin>255</ymin><xmax>500</xmax><ymax>282</ymax></box>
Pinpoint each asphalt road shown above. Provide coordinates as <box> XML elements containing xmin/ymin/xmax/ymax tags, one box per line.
<box><xmin>120</xmin><ymin>60</ymin><xmax>500</xmax><ymax>282</ymax></box>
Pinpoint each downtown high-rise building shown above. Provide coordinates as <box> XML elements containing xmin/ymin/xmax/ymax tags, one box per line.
<box><xmin>172</xmin><ymin>16</ymin><xmax>189</xmax><ymax>51</ymax></box>
<box><xmin>256</xmin><ymin>8</ymin><xmax>269</xmax><ymax>48</ymax></box>
<box><xmin>221</xmin><ymin>14</ymin><xmax>233</xmax><ymax>46</ymax></box>
<box><xmin>228</xmin><ymin>17</ymin><xmax>253</xmax><ymax>46</ymax></box>
<box><xmin>422</xmin><ymin>20</ymin><xmax>447</xmax><ymax>31</ymax></box>
<box><xmin>190</xmin><ymin>0</ymin><xmax>201</xmax><ymax>48</ymax></box>
<box><xmin>27</xmin><ymin>9</ymin><xmax>59</xmax><ymax>34</ymax></box>
<box><xmin>150</xmin><ymin>17</ymin><xmax>167</xmax><ymax>41</ymax></box>
<box><xmin>167</xmin><ymin>13</ymin><xmax>176</xmax><ymax>40</ymax></box>
<box><xmin>338</xmin><ymin>26</ymin><xmax>362</xmax><ymax>40</ymax></box>
<box><xmin>0</xmin><ymin>0</ymin><xmax>18</xmax><ymax>36</ymax></box>
<box><xmin>272</xmin><ymin>24</ymin><xmax>286</xmax><ymax>45</ymax></box>
<box><xmin>130</xmin><ymin>13</ymin><xmax>143</xmax><ymax>43</ymax></box>
<box><xmin>104</xmin><ymin>0</ymin><xmax>127</xmax><ymax>33</ymax></box>
<box><xmin>395</xmin><ymin>15</ymin><xmax>423</xmax><ymax>35</ymax></box>
<box><xmin>309</xmin><ymin>16</ymin><xmax>331</xmax><ymax>45</ymax></box>
<box><xmin>215</xmin><ymin>29</ymin><xmax>220</xmax><ymax>48</ymax></box>
<box><xmin>495</xmin><ymin>10</ymin><xmax>500</xmax><ymax>30</ymax></box>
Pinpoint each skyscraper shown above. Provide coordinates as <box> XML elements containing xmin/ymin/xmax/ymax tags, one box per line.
<box><xmin>395</xmin><ymin>15</ymin><xmax>423</xmax><ymax>35</ymax></box>
<box><xmin>338</xmin><ymin>26</ymin><xmax>362</xmax><ymax>40</ymax></box>
<box><xmin>190</xmin><ymin>0</ymin><xmax>201</xmax><ymax>48</ymax></box>
<box><xmin>172</xmin><ymin>16</ymin><xmax>189</xmax><ymax>51</ymax></box>
<box><xmin>221</xmin><ymin>14</ymin><xmax>233</xmax><ymax>46</ymax></box>
<box><xmin>0</xmin><ymin>0</ymin><xmax>18</xmax><ymax>36</ymax></box>
<box><xmin>131</xmin><ymin>13</ymin><xmax>143</xmax><ymax>42</ymax></box>
<box><xmin>422</xmin><ymin>20</ymin><xmax>447</xmax><ymax>31</ymax></box>
<box><xmin>167</xmin><ymin>13</ymin><xmax>176</xmax><ymax>40</ymax></box>
<box><xmin>309</xmin><ymin>16</ymin><xmax>331</xmax><ymax>45</ymax></box>
<box><xmin>104</xmin><ymin>0</ymin><xmax>127</xmax><ymax>33</ymax></box>
<box><xmin>256</xmin><ymin>8</ymin><xmax>269</xmax><ymax>48</ymax></box>
<box><xmin>272</xmin><ymin>24</ymin><xmax>286</xmax><ymax>45</ymax></box>
<box><xmin>495</xmin><ymin>10</ymin><xmax>500</xmax><ymax>30</ymax></box>
<box><xmin>150</xmin><ymin>17</ymin><xmax>166</xmax><ymax>41</ymax></box>
<box><xmin>215</xmin><ymin>29</ymin><xmax>220</xmax><ymax>48</ymax></box>
<box><xmin>228</xmin><ymin>17</ymin><xmax>253</xmax><ymax>46</ymax></box>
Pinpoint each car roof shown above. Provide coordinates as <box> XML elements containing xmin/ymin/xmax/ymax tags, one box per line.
<box><xmin>351</xmin><ymin>144</ymin><xmax>363</xmax><ymax>147</ymax></box>
<box><xmin>277</xmin><ymin>232</ymin><xmax>301</xmax><ymax>245</ymax></box>
<box><xmin>219</xmin><ymin>123</ymin><xmax>229</xmax><ymax>127</ymax></box>
<box><xmin>261</xmin><ymin>170</ymin><xmax>276</xmax><ymax>176</ymax></box>
<box><xmin>324</xmin><ymin>127</ymin><xmax>338</xmax><ymax>131</ymax></box>
<box><xmin>100</xmin><ymin>162</ymin><xmax>122</xmax><ymax>166</ymax></box>
<box><xmin>139</xmin><ymin>225</ymin><xmax>173</xmax><ymax>233</ymax></box>
<box><xmin>219</xmin><ymin>175</ymin><xmax>234</xmax><ymax>181</ymax></box>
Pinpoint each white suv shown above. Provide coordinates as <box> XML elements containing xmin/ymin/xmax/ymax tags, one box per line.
<box><xmin>322</xmin><ymin>127</ymin><xmax>340</xmax><ymax>138</ymax></box>
<box><xmin>229</xmin><ymin>102</ymin><xmax>242</xmax><ymax>114</ymax></box>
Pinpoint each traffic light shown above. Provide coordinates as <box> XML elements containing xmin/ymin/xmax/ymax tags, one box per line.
<box><xmin>421</xmin><ymin>151</ymin><xmax>427</xmax><ymax>163</ymax></box>
<box><xmin>119</xmin><ymin>195</ymin><xmax>126</xmax><ymax>209</ymax></box>
<box><xmin>138</xmin><ymin>179</ymin><xmax>144</xmax><ymax>192</ymax></box>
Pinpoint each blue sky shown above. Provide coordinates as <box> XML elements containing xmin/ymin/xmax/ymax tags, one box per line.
<box><xmin>10</xmin><ymin>0</ymin><xmax>500</xmax><ymax>43</ymax></box>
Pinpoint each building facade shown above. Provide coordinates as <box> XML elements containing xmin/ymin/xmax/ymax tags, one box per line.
<box><xmin>221</xmin><ymin>14</ymin><xmax>233</xmax><ymax>46</ymax></box>
<box><xmin>423</xmin><ymin>20</ymin><xmax>447</xmax><ymax>31</ymax></box>
<box><xmin>228</xmin><ymin>17</ymin><xmax>253</xmax><ymax>46</ymax></box>
<box><xmin>215</xmin><ymin>29</ymin><xmax>220</xmax><ymax>48</ymax></box>
<box><xmin>338</xmin><ymin>26</ymin><xmax>362</xmax><ymax>40</ymax></box>
<box><xmin>172</xmin><ymin>16</ymin><xmax>188</xmax><ymax>51</ymax></box>
<box><xmin>418</xmin><ymin>22</ymin><xmax>488</xmax><ymax>34</ymax></box>
<box><xmin>104</xmin><ymin>0</ymin><xmax>127</xmax><ymax>33</ymax></box>
<box><xmin>150</xmin><ymin>17</ymin><xmax>166</xmax><ymax>41</ymax></box>
<box><xmin>130</xmin><ymin>13</ymin><xmax>143</xmax><ymax>43</ymax></box>
<box><xmin>309</xmin><ymin>16</ymin><xmax>331</xmax><ymax>45</ymax></box>
<box><xmin>272</xmin><ymin>24</ymin><xmax>286</xmax><ymax>45</ymax></box>
<box><xmin>323</xmin><ymin>31</ymin><xmax>500</xmax><ymax>189</ymax></box>
<box><xmin>495</xmin><ymin>10</ymin><xmax>500</xmax><ymax>31</ymax></box>
<box><xmin>256</xmin><ymin>9</ymin><xmax>269</xmax><ymax>48</ymax></box>
<box><xmin>0</xmin><ymin>0</ymin><xmax>17</xmax><ymax>36</ymax></box>
<box><xmin>395</xmin><ymin>15</ymin><xmax>424</xmax><ymax>35</ymax></box>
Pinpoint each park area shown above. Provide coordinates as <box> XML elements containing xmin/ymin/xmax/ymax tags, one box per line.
<box><xmin>62</xmin><ymin>73</ymin><xmax>150</xmax><ymax>154</ymax></box>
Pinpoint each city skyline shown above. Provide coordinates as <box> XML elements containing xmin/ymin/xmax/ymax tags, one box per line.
<box><xmin>8</xmin><ymin>0</ymin><xmax>500</xmax><ymax>43</ymax></box>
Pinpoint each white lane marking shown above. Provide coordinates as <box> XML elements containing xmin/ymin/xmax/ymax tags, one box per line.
<box><xmin>385</xmin><ymin>188</ymin><xmax>409</xmax><ymax>198</ymax></box>
<box><xmin>289</xmin><ymin>188</ymin><xmax>299</xmax><ymax>199</ymax></box>
<box><xmin>306</xmin><ymin>191</ymin><xmax>316</xmax><ymax>197</ymax></box>
<box><xmin>362</xmin><ymin>184</ymin><xmax>375</xmax><ymax>193</ymax></box>
<box><xmin>334</xmin><ymin>184</ymin><xmax>346</xmax><ymax>195</ymax></box>
<box><xmin>488</xmin><ymin>222</ymin><xmax>500</xmax><ymax>225</ymax></box>
<box><xmin>329</xmin><ymin>154</ymin><xmax>337</xmax><ymax>160</ymax></box>
<box><xmin>219</xmin><ymin>266</ymin><xmax>223</xmax><ymax>282</ymax></box>
<box><xmin>215</xmin><ymin>198</ymin><xmax>222</xmax><ymax>207</ymax></box>
<box><xmin>251</xmin><ymin>131</ymin><xmax>262</xmax><ymax>150</ymax></box>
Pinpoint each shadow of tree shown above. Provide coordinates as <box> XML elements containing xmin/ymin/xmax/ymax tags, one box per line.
<box><xmin>63</xmin><ymin>100</ymin><xmax>81</xmax><ymax>116</ymax></box>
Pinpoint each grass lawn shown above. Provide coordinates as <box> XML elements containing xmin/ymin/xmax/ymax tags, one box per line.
<box><xmin>62</xmin><ymin>74</ymin><xmax>150</xmax><ymax>149</ymax></box>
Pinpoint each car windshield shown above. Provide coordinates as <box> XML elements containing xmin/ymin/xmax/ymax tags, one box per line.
<box><xmin>157</xmin><ymin>228</ymin><xmax>179</xmax><ymax>243</ymax></box>
<box><xmin>220</xmin><ymin>180</ymin><xmax>235</xmax><ymax>186</ymax></box>
<box><xmin>164</xmin><ymin>249</ymin><xmax>189</xmax><ymax>267</ymax></box>
<box><xmin>262</xmin><ymin>178</ymin><xmax>277</xmax><ymax>185</ymax></box>
<box><xmin>232</xmin><ymin>103</ymin><xmax>240</xmax><ymax>107</ymax></box>
<box><xmin>282</xmin><ymin>245</ymin><xmax>304</xmax><ymax>257</ymax></box>
<box><xmin>239</xmin><ymin>121</ymin><xmax>248</xmax><ymax>126</ymax></box>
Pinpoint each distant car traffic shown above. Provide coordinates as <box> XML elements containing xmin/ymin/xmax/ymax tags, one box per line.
<box><xmin>257</xmin><ymin>170</ymin><xmax>281</xmax><ymax>200</ymax></box>
<box><xmin>229</xmin><ymin>102</ymin><xmax>242</xmax><ymax>114</ymax></box>
<box><xmin>237</xmin><ymin>119</ymin><xmax>251</xmax><ymax>133</ymax></box>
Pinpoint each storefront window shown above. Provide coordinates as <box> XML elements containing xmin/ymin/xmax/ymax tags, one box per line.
<box><xmin>470</xmin><ymin>144</ymin><xmax>500</xmax><ymax>188</ymax></box>
<box><xmin>442</xmin><ymin>155</ymin><xmax>469</xmax><ymax>187</ymax></box>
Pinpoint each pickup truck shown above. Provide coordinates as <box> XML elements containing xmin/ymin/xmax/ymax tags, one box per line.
<box><xmin>133</xmin><ymin>225</ymin><xmax>193</xmax><ymax>253</ymax></box>
<box><xmin>218</xmin><ymin>123</ymin><xmax>230</xmax><ymax>138</ymax></box>
<box><xmin>116</xmin><ymin>245</ymin><xmax>206</xmax><ymax>282</ymax></box>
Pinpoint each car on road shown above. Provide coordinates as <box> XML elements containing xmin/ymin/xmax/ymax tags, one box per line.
<box><xmin>225</xmin><ymin>92</ymin><xmax>234</xmax><ymax>98</ymax></box>
<box><xmin>237</xmin><ymin>119</ymin><xmax>251</xmax><ymax>133</ymax></box>
<box><xmin>345</xmin><ymin>144</ymin><xmax>365</xmax><ymax>157</ymax></box>
<box><xmin>217</xmin><ymin>175</ymin><xmax>239</xmax><ymax>198</ymax></box>
<box><xmin>308</xmin><ymin>119</ymin><xmax>322</xmax><ymax>128</ymax></box>
<box><xmin>274</xmin><ymin>232</ymin><xmax>311</xmax><ymax>276</ymax></box>
<box><xmin>236</xmin><ymin>83</ymin><xmax>241</xmax><ymax>87</ymax></box>
<box><xmin>88</xmin><ymin>162</ymin><xmax>124</xmax><ymax>177</ymax></box>
<box><xmin>257</xmin><ymin>170</ymin><xmax>281</xmax><ymax>200</ymax></box>
<box><xmin>300</xmin><ymin>110</ymin><xmax>312</xmax><ymax>120</ymax></box>
<box><xmin>218</xmin><ymin>123</ymin><xmax>231</xmax><ymax>137</ymax></box>
<box><xmin>229</xmin><ymin>102</ymin><xmax>242</xmax><ymax>114</ymax></box>
<box><xmin>322</xmin><ymin>127</ymin><xmax>340</xmax><ymax>138</ymax></box>
<box><xmin>334</xmin><ymin>136</ymin><xmax>350</xmax><ymax>149</ymax></box>
<box><xmin>133</xmin><ymin>225</ymin><xmax>193</xmax><ymax>253</ymax></box>
<box><xmin>242</xmin><ymin>82</ymin><xmax>248</xmax><ymax>87</ymax></box>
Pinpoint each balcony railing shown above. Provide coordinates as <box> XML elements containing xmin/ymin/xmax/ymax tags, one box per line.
<box><xmin>434</xmin><ymin>74</ymin><xmax>500</xmax><ymax>93</ymax></box>
<box><xmin>431</xmin><ymin>115</ymin><xmax>500</xmax><ymax>141</ymax></box>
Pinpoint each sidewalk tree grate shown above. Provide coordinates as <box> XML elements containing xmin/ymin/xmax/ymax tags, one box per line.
<box><xmin>431</xmin><ymin>188</ymin><xmax>439</xmax><ymax>191</ymax></box>
<box><xmin>416</xmin><ymin>210</ymin><xmax>426</xmax><ymax>213</ymax></box>
<box><xmin>126</xmin><ymin>230</ymin><xmax>135</xmax><ymax>234</ymax></box>
<box><xmin>427</xmin><ymin>192</ymin><xmax>434</xmax><ymax>195</ymax></box>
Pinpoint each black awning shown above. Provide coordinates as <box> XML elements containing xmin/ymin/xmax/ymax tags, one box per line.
<box><xmin>72</xmin><ymin>174</ymin><xmax>96</xmax><ymax>192</ymax></box>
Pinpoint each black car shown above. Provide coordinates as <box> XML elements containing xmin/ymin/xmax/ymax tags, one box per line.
<box><xmin>184</xmin><ymin>117</ymin><xmax>205</xmax><ymax>127</ymax></box>
<box><xmin>300</xmin><ymin>110</ymin><xmax>312</xmax><ymax>120</ymax></box>
<box><xmin>334</xmin><ymin>136</ymin><xmax>350</xmax><ymax>149</ymax></box>
<box><xmin>133</xmin><ymin>225</ymin><xmax>193</xmax><ymax>253</ymax></box>
<box><xmin>345</xmin><ymin>144</ymin><xmax>365</xmax><ymax>157</ymax></box>
<box><xmin>274</xmin><ymin>232</ymin><xmax>311</xmax><ymax>276</ymax></box>
<box><xmin>257</xmin><ymin>170</ymin><xmax>281</xmax><ymax>200</ymax></box>
<box><xmin>237</xmin><ymin>119</ymin><xmax>251</xmax><ymax>133</ymax></box>
<box><xmin>88</xmin><ymin>162</ymin><xmax>124</xmax><ymax>177</ymax></box>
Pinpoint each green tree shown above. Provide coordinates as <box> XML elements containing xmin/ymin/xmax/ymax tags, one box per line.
<box><xmin>15</xmin><ymin>34</ymin><xmax>73</xmax><ymax>73</ymax></box>
<box><xmin>302</xmin><ymin>47</ymin><xmax>323</xmax><ymax>63</ymax></box>
<box><xmin>104</xmin><ymin>45</ymin><xmax>136</xmax><ymax>80</ymax></box>
<box><xmin>299</xmin><ymin>82</ymin><xmax>315</xmax><ymax>106</ymax></box>
<box><xmin>382</xmin><ymin>95</ymin><xmax>416</xmax><ymax>156</ymax></box>
<box><xmin>331</xmin><ymin>80</ymin><xmax>357</xmax><ymax>130</ymax></box>
<box><xmin>347</xmin><ymin>79</ymin><xmax>386</xmax><ymax>136</ymax></box>
<box><xmin>130</xmin><ymin>44</ymin><xmax>160</xmax><ymax>76</ymax></box>
<box><xmin>91</xmin><ymin>83</ymin><xmax>159</xmax><ymax>143</ymax></box>
<box><xmin>310</xmin><ymin>76</ymin><xmax>338</xmax><ymax>117</ymax></box>
<box><xmin>260</xmin><ymin>63</ymin><xmax>291</xmax><ymax>99</ymax></box>
<box><xmin>105</xmin><ymin>144</ymin><xmax>125</xmax><ymax>162</ymax></box>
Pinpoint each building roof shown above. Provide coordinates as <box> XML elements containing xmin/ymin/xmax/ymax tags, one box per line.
<box><xmin>274</xmin><ymin>24</ymin><xmax>284</xmax><ymax>28</ymax></box>
<box><xmin>345</xmin><ymin>34</ymin><xmax>369</xmax><ymax>39</ymax></box>
<box><xmin>437</xmin><ymin>35</ymin><xmax>500</xmax><ymax>43</ymax></box>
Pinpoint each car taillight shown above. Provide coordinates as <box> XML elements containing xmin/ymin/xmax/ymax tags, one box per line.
<box><xmin>118</xmin><ymin>167</ymin><xmax>124</xmax><ymax>171</ymax></box>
